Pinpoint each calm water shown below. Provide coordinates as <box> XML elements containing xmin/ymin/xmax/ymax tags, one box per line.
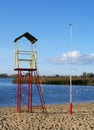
<box><xmin>0</xmin><ymin>78</ymin><xmax>94</xmax><ymax>107</ymax></box>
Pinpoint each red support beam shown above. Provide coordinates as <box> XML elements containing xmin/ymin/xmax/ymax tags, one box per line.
<box><xmin>17</xmin><ymin>70</ymin><xmax>21</xmax><ymax>112</ymax></box>
<box><xmin>28</xmin><ymin>71</ymin><xmax>32</xmax><ymax>112</ymax></box>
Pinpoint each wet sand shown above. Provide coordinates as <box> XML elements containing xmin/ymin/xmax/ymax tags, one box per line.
<box><xmin>0</xmin><ymin>103</ymin><xmax>94</xmax><ymax>130</ymax></box>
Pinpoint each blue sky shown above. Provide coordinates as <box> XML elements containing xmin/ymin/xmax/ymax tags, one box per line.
<box><xmin>0</xmin><ymin>0</ymin><xmax>94</xmax><ymax>75</ymax></box>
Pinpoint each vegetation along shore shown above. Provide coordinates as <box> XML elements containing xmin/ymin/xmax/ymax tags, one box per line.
<box><xmin>11</xmin><ymin>72</ymin><xmax>94</xmax><ymax>86</ymax></box>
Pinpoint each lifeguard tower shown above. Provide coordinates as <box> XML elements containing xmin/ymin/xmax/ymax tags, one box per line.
<box><xmin>14</xmin><ymin>32</ymin><xmax>46</xmax><ymax>113</ymax></box>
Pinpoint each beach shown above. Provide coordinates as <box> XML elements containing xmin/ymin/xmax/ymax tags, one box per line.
<box><xmin>0</xmin><ymin>103</ymin><xmax>94</xmax><ymax>130</ymax></box>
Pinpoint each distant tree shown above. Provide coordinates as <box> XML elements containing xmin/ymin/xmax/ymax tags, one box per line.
<box><xmin>55</xmin><ymin>74</ymin><xmax>59</xmax><ymax>77</ymax></box>
<box><xmin>0</xmin><ymin>73</ymin><xmax>8</xmax><ymax>78</ymax></box>
<box><xmin>82</xmin><ymin>72</ymin><xmax>87</xmax><ymax>78</ymax></box>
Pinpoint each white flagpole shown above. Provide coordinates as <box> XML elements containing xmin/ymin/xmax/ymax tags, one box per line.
<box><xmin>69</xmin><ymin>24</ymin><xmax>72</xmax><ymax>115</ymax></box>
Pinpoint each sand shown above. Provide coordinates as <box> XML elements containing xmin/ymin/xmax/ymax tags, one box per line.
<box><xmin>0</xmin><ymin>103</ymin><xmax>94</xmax><ymax>130</ymax></box>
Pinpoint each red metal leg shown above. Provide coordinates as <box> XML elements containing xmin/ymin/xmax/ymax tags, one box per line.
<box><xmin>28</xmin><ymin>71</ymin><xmax>32</xmax><ymax>112</ymax></box>
<box><xmin>17</xmin><ymin>70</ymin><xmax>21</xmax><ymax>112</ymax></box>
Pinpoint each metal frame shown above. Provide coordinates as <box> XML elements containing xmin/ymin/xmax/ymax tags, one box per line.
<box><xmin>14</xmin><ymin>49</ymin><xmax>37</xmax><ymax>69</ymax></box>
<box><xmin>14</xmin><ymin>32</ymin><xmax>46</xmax><ymax>113</ymax></box>
<box><xmin>15</xmin><ymin>68</ymin><xmax>46</xmax><ymax>113</ymax></box>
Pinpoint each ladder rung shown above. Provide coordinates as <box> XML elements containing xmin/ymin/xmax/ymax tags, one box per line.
<box><xmin>18</xmin><ymin>59</ymin><xmax>32</xmax><ymax>61</ymax></box>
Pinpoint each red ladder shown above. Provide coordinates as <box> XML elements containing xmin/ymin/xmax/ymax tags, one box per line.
<box><xmin>34</xmin><ymin>71</ymin><xmax>47</xmax><ymax>112</ymax></box>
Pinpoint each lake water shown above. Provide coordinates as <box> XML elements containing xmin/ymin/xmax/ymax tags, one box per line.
<box><xmin>0</xmin><ymin>78</ymin><xmax>94</xmax><ymax>107</ymax></box>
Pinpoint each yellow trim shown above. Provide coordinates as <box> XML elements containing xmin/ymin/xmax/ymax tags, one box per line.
<box><xmin>14</xmin><ymin>49</ymin><xmax>37</xmax><ymax>69</ymax></box>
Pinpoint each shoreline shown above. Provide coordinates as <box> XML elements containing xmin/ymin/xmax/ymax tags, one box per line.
<box><xmin>0</xmin><ymin>103</ymin><xmax>94</xmax><ymax>129</ymax></box>
<box><xmin>0</xmin><ymin>101</ymin><xmax>94</xmax><ymax>108</ymax></box>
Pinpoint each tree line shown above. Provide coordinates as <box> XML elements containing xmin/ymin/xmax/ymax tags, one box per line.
<box><xmin>12</xmin><ymin>72</ymin><xmax>94</xmax><ymax>86</ymax></box>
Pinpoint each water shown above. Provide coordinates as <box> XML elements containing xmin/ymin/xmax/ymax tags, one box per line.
<box><xmin>0</xmin><ymin>78</ymin><xmax>94</xmax><ymax>107</ymax></box>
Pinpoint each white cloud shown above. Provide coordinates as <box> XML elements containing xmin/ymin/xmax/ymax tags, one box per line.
<box><xmin>48</xmin><ymin>51</ymin><xmax>94</xmax><ymax>65</ymax></box>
